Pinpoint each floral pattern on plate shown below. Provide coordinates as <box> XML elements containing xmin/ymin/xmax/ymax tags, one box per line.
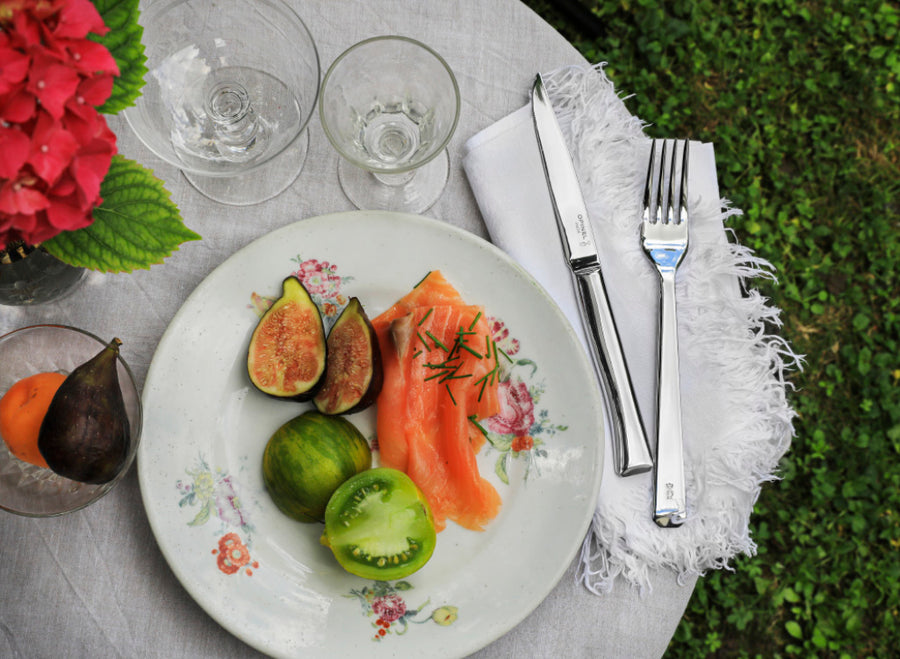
<box><xmin>480</xmin><ymin>317</ymin><xmax>567</xmax><ymax>484</ymax></box>
<box><xmin>347</xmin><ymin>580</ymin><xmax>458</xmax><ymax>641</ymax></box>
<box><xmin>250</xmin><ymin>255</ymin><xmax>352</xmax><ymax>327</ymax></box>
<box><xmin>176</xmin><ymin>456</ymin><xmax>259</xmax><ymax>577</ymax></box>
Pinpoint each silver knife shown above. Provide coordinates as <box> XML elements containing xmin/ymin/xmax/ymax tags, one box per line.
<box><xmin>531</xmin><ymin>73</ymin><xmax>653</xmax><ymax>477</ymax></box>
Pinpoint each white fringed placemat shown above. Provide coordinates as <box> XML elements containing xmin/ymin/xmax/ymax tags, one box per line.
<box><xmin>462</xmin><ymin>64</ymin><xmax>799</xmax><ymax>593</ymax></box>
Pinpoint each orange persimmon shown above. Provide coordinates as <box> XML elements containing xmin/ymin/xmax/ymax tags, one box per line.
<box><xmin>0</xmin><ymin>372</ymin><xmax>67</xmax><ymax>468</ymax></box>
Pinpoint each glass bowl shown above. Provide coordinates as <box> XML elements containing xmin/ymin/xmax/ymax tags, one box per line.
<box><xmin>0</xmin><ymin>325</ymin><xmax>143</xmax><ymax>517</ymax></box>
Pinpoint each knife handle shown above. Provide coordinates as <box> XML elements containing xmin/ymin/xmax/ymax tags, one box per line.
<box><xmin>574</xmin><ymin>268</ymin><xmax>653</xmax><ymax>476</ymax></box>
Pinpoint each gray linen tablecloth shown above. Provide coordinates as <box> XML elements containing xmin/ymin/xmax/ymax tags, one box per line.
<box><xmin>0</xmin><ymin>1</ymin><xmax>696</xmax><ymax>656</ymax></box>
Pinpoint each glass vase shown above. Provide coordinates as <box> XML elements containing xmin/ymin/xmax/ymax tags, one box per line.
<box><xmin>0</xmin><ymin>245</ymin><xmax>87</xmax><ymax>306</ymax></box>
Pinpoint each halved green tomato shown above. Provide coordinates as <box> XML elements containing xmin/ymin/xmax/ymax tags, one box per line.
<box><xmin>321</xmin><ymin>468</ymin><xmax>437</xmax><ymax>580</ymax></box>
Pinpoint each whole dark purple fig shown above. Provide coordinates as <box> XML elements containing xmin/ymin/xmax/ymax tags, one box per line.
<box><xmin>38</xmin><ymin>338</ymin><xmax>130</xmax><ymax>484</ymax></box>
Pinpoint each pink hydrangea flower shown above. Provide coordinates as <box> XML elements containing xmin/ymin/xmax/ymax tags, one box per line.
<box><xmin>0</xmin><ymin>0</ymin><xmax>119</xmax><ymax>248</ymax></box>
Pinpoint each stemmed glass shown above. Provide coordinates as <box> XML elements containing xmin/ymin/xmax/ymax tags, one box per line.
<box><xmin>319</xmin><ymin>36</ymin><xmax>461</xmax><ymax>213</ymax></box>
<box><xmin>123</xmin><ymin>0</ymin><xmax>320</xmax><ymax>206</ymax></box>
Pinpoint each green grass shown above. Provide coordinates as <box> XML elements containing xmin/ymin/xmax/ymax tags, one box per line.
<box><xmin>522</xmin><ymin>0</ymin><xmax>900</xmax><ymax>656</ymax></box>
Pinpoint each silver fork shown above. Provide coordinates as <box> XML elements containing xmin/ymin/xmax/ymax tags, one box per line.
<box><xmin>641</xmin><ymin>139</ymin><xmax>689</xmax><ymax>528</ymax></box>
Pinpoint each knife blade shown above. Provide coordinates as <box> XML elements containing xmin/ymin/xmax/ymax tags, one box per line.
<box><xmin>531</xmin><ymin>73</ymin><xmax>653</xmax><ymax>477</ymax></box>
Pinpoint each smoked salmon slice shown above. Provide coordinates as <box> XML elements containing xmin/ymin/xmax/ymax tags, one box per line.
<box><xmin>374</xmin><ymin>272</ymin><xmax>502</xmax><ymax>532</ymax></box>
<box><xmin>374</xmin><ymin>270</ymin><xmax>465</xmax><ymax>324</ymax></box>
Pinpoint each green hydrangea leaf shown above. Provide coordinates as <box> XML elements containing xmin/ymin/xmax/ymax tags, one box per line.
<box><xmin>43</xmin><ymin>156</ymin><xmax>200</xmax><ymax>273</ymax></box>
<box><xmin>90</xmin><ymin>0</ymin><xmax>147</xmax><ymax>114</ymax></box>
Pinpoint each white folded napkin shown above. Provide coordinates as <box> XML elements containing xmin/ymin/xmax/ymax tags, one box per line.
<box><xmin>462</xmin><ymin>64</ymin><xmax>798</xmax><ymax>593</ymax></box>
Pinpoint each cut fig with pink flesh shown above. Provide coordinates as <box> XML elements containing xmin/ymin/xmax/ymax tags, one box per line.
<box><xmin>247</xmin><ymin>276</ymin><xmax>327</xmax><ymax>401</ymax></box>
<box><xmin>313</xmin><ymin>297</ymin><xmax>383</xmax><ymax>415</ymax></box>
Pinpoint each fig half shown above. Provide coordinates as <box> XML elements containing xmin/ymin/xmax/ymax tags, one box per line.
<box><xmin>313</xmin><ymin>297</ymin><xmax>383</xmax><ymax>415</ymax></box>
<box><xmin>248</xmin><ymin>276</ymin><xmax>327</xmax><ymax>401</ymax></box>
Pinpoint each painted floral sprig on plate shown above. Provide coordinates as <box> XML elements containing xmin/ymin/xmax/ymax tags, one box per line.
<box><xmin>347</xmin><ymin>580</ymin><xmax>458</xmax><ymax>641</ymax></box>
<box><xmin>176</xmin><ymin>455</ymin><xmax>259</xmax><ymax>577</ymax></box>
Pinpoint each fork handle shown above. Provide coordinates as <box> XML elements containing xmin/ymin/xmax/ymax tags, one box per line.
<box><xmin>574</xmin><ymin>268</ymin><xmax>653</xmax><ymax>476</ymax></box>
<box><xmin>653</xmin><ymin>272</ymin><xmax>687</xmax><ymax>527</ymax></box>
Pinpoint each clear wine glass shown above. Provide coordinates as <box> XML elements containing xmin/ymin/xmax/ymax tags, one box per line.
<box><xmin>319</xmin><ymin>36</ymin><xmax>461</xmax><ymax>213</ymax></box>
<box><xmin>123</xmin><ymin>0</ymin><xmax>320</xmax><ymax>206</ymax></box>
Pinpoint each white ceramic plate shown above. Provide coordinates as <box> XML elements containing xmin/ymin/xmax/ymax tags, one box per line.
<box><xmin>139</xmin><ymin>211</ymin><xmax>603</xmax><ymax>658</ymax></box>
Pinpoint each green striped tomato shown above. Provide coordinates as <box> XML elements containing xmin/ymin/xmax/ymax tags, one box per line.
<box><xmin>262</xmin><ymin>411</ymin><xmax>371</xmax><ymax>523</ymax></box>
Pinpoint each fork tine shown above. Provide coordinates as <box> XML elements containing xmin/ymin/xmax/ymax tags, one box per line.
<box><xmin>659</xmin><ymin>139</ymin><xmax>673</xmax><ymax>225</ymax></box>
<box><xmin>643</xmin><ymin>139</ymin><xmax>661</xmax><ymax>225</ymax></box>
<box><xmin>668</xmin><ymin>140</ymin><xmax>689</xmax><ymax>226</ymax></box>
<box><xmin>680</xmin><ymin>141</ymin><xmax>690</xmax><ymax>223</ymax></box>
